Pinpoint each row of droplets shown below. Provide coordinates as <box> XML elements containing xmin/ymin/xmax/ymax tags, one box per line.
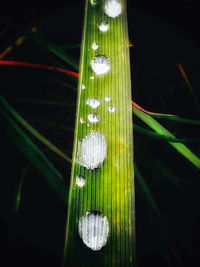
<box><xmin>76</xmin><ymin>0</ymin><xmax>122</xmax><ymax>252</ymax></box>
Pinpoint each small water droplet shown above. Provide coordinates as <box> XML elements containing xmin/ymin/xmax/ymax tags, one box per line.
<box><xmin>90</xmin><ymin>76</ymin><xmax>95</xmax><ymax>80</ymax></box>
<box><xmin>91</xmin><ymin>55</ymin><xmax>110</xmax><ymax>75</ymax></box>
<box><xmin>78</xmin><ymin>211</ymin><xmax>109</xmax><ymax>250</ymax></box>
<box><xmin>105</xmin><ymin>96</ymin><xmax>111</xmax><ymax>102</ymax></box>
<box><xmin>92</xmin><ymin>42</ymin><xmax>99</xmax><ymax>50</ymax></box>
<box><xmin>86</xmin><ymin>97</ymin><xmax>100</xmax><ymax>109</ymax></box>
<box><xmin>87</xmin><ymin>113</ymin><xmax>100</xmax><ymax>123</ymax></box>
<box><xmin>76</xmin><ymin>176</ymin><xmax>85</xmax><ymax>187</ymax></box>
<box><xmin>108</xmin><ymin>106</ymin><xmax>115</xmax><ymax>113</ymax></box>
<box><xmin>80</xmin><ymin>117</ymin><xmax>85</xmax><ymax>123</ymax></box>
<box><xmin>81</xmin><ymin>84</ymin><xmax>85</xmax><ymax>90</ymax></box>
<box><xmin>99</xmin><ymin>21</ymin><xmax>109</xmax><ymax>32</ymax></box>
<box><xmin>104</xmin><ymin>0</ymin><xmax>122</xmax><ymax>18</ymax></box>
<box><xmin>87</xmin><ymin>123</ymin><xmax>90</xmax><ymax>127</ymax></box>
<box><xmin>77</xmin><ymin>131</ymin><xmax>107</xmax><ymax>169</ymax></box>
<box><xmin>90</xmin><ymin>0</ymin><xmax>97</xmax><ymax>6</ymax></box>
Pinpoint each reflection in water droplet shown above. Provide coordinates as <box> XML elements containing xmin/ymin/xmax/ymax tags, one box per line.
<box><xmin>77</xmin><ymin>131</ymin><xmax>107</xmax><ymax>169</ymax></box>
<box><xmin>92</xmin><ymin>43</ymin><xmax>99</xmax><ymax>50</ymax></box>
<box><xmin>76</xmin><ymin>176</ymin><xmax>85</xmax><ymax>187</ymax></box>
<box><xmin>91</xmin><ymin>55</ymin><xmax>110</xmax><ymax>75</ymax></box>
<box><xmin>105</xmin><ymin>96</ymin><xmax>111</xmax><ymax>102</ymax></box>
<box><xmin>90</xmin><ymin>0</ymin><xmax>97</xmax><ymax>6</ymax></box>
<box><xmin>80</xmin><ymin>117</ymin><xmax>85</xmax><ymax>123</ymax></box>
<box><xmin>104</xmin><ymin>0</ymin><xmax>122</xmax><ymax>18</ymax></box>
<box><xmin>78</xmin><ymin>211</ymin><xmax>109</xmax><ymax>251</ymax></box>
<box><xmin>81</xmin><ymin>85</ymin><xmax>85</xmax><ymax>90</ymax></box>
<box><xmin>108</xmin><ymin>106</ymin><xmax>115</xmax><ymax>113</ymax></box>
<box><xmin>87</xmin><ymin>113</ymin><xmax>100</xmax><ymax>123</ymax></box>
<box><xmin>86</xmin><ymin>97</ymin><xmax>100</xmax><ymax>109</ymax></box>
<box><xmin>99</xmin><ymin>21</ymin><xmax>109</xmax><ymax>32</ymax></box>
<box><xmin>90</xmin><ymin>76</ymin><xmax>95</xmax><ymax>80</ymax></box>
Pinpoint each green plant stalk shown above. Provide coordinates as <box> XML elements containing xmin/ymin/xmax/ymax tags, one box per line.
<box><xmin>64</xmin><ymin>0</ymin><xmax>135</xmax><ymax>266</ymax></box>
<box><xmin>133</xmin><ymin>106</ymin><xmax>200</xmax><ymax>169</ymax></box>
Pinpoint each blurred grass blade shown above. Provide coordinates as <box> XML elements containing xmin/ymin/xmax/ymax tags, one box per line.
<box><xmin>59</xmin><ymin>44</ymin><xmax>81</xmax><ymax>50</ymax></box>
<box><xmin>133</xmin><ymin>106</ymin><xmax>200</xmax><ymax>169</ymax></box>
<box><xmin>134</xmin><ymin>124</ymin><xmax>200</xmax><ymax>144</ymax></box>
<box><xmin>0</xmin><ymin>94</ymin><xmax>71</xmax><ymax>164</ymax></box>
<box><xmin>45</xmin><ymin>79</ymin><xmax>77</xmax><ymax>91</ymax></box>
<box><xmin>135</xmin><ymin>163</ymin><xmax>168</xmax><ymax>231</ymax></box>
<box><xmin>1</xmin><ymin>109</ymin><xmax>68</xmax><ymax>204</ymax></box>
<box><xmin>152</xmin><ymin>114</ymin><xmax>200</xmax><ymax>125</ymax></box>
<box><xmin>15</xmin><ymin>98</ymin><xmax>75</xmax><ymax>107</ymax></box>
<box><xmin>28</xmin><ymin>31</ymin><xmax>79</xmax><ymax>70</ymax></box>
<box><xmin>13</xmin><ymin>168</ymin><xmax>28</xmax><ymax>213</ymax></box>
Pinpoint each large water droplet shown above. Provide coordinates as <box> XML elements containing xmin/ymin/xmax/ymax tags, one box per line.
<box><xmin>76</xmin><ymin>176</ymin><xmax>85</xmax><ymax>187</ymax></box>
<box><xmin>78</xmin><ymin>211</ymin><xmax>109</xmax><ymax>251</ymax></box>
<box><xmin>77</xmin><ymin>131</ymin><xmax>107</xmax><ymax>169</ymax></box>
<box><xmin>86</xmin><ymin>97</ymin><xmax>100</xmax><ymax>109</ymax></box>
<box><xmin>108</xmin><ymin>106</ymin><xmax>115</xmax><ymax>113</ymax></box>
<box><xmin>87</xmin><ymin>113</ymin><xmax>100</xmax><ymax>123</ymax></box>
<box><xmin>92</xmin><ymin>42</ymin><xmax>99</xmax><ymax>50</ymax></box>
<box><xmin>99</xmin><ymin>21</ymin><xmax>109</xmax><ymax>32</ymax></box>
<box><xmin>105</xmin><ymin>96</ymin><xmax>111</xmax><ymax>102</ymax></box>
<box><xmin>104</xmin><ymin>0</ymin><xmax>122</xmax><ymax>18</ymax></box>
<box><xmin>91</xmin><ymin>55</ymin><xmax>110</xmax><ymax>75</ymax></box>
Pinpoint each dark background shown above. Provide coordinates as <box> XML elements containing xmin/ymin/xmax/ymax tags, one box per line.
<box><xmin>0</xmin><ymin>0</ymin><xmax>200</xmax><ymax>266</ymax></box>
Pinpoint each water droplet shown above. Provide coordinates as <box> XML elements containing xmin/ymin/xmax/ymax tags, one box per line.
<box><xmin>91</xmin><ymin>55</ymin><xmax>110</xmax><ymax>75</ymax></box>
<box><xmin>76</xmin><ymin>176</ymin><xmax>85</xmax><ymax>187</ymax></box>
<box><xmin>105</xmin><ymin>96</ymin><xmax>111</xmax><ymax>102</ymax></box>
<box><xmin>78</xmin><ymin>211</ymin><xmax>109</xmax><ymax>250</ymax></box>
<box><xmin>108</xmin><ymin>106</ymin><xmax>115</xmax><ymax>113</ymax></box>
<box><xmin>90</xmin><ymin>0</ymin><xmax>97</xmax><ymax>6</ymax></box>
<box><xmin>99</xmin><ymin>21</ymin><xmax>109</xmax><ymax>32</ymax></box>
<box><xmin>86</xmin><ymin>97</ymin><xmax>100</xmax><ymax>109</ymax></box>
<box><xmin>87</xmin><ymin>124</ymin><xmax>90</xmax><ymax>127</ymax></box>
<box><xmin>104</xmin><ymin>0</ymin><xmax>122</xmax><ymax>18</ymax></box>
<box><xmin>77</xmin><ymin>131</ymin><xmax>107</xmax><ymax>169</ymax></box>
<box><xmin>80</xmin><ymin>117</ymin><xmax>85</xmax><ymax>123</ymax></box>
<box><xmin>81</xmin><ymin>84</ymin><xmax>85</xmax><ymax>90</ymax></box>
<box><xmin>92</xmin><ymin>42</ymin><xmax>99</xmax><ymax>50</ymax></box>
<box><xmin>90</xmin><ymin>76</ymin><xmax>95</xmax><ymax>80</ymax></box>
<box><xmin>87</xmin><ymin>113</ymin><xmax>100</xmax><ymax>123</ymax></box>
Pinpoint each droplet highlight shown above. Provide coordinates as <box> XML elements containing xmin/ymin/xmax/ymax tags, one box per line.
<box><xmin>108</xmin><ymin>106</ymin><xmax>115</xmax><ymax>113</ymax></box>
<box><xmin>76</xmin><ymin>176</ymin><xmax>85</xmax><ymax>187</ymax></box>
<box><xmin>78</xmin><ymin>211</ymin><xmax>109</xmax><ymax>251</ymax></box>
<box><xmin>91</xmin><ymin>55</ymin><xmax>110</xmax><ymax>75</ymax></box>
<box><xmin>105</xmin><ymin>96</ymin><xmax>111</xmax><ymax>102</ymax></box>
<box><xmin>87</xmin><ymin>113</ymin><xmax>100</xmax><ymax>123</ymax></box>
<box><xmin>92</xmin><ymin>42</ymin><xmax>99</xmax><ymax>50</ymax></box>
<box><xmin>90</xmin><ymin>0</ymin><xmax>97</xmax><ymax>6</ymax></box>
<box><xmin>80</xmin><ymin>117</ymin><xmax>85</xmax><ymax>124</ymax></box>
<box><xmin>77</xmin><ymin>131</ymin><xmax>107</xmax><ymax>169</ymax></box>
<box><xmin>86</xmin><ymin>97</ymin><xmax>100</xmax><ymax>109</ymax></box>
<box><xmin>99</xmin><ymin>21</ymin><xmax>109</xmax><ymax>32</ymax></box>
<box><xmin>104</xmin><ymin>0</ymin><xmax>122</xmax><ymax>18</ymax></box>
<box><xmin>90</xmin><ymin>76</ymin><xmax>95</xmax><ymax>80</ymax></box>
<box><xmin>81</xmin><ymin>84</ymin><xmax>85</xmax><ymax>90</ymax></box>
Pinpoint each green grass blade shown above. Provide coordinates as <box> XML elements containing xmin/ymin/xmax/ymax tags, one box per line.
<box><xmin>0</xmin><ymin>94</ymin><xmax>71</xmax><ymax>164</ymax></box>
<box><xmin>134</xmin><ymin>124</ymin><xmax>200</xmax><ymax>144</ymax></box>
<box><xmin>1</xmin><ymin>109</ymin><xmax>68</xmax><ymax>204</ymax></box>
<box><xmin>152</xmin><ymin>114</ymin><xmax>200</xmax><ymax>125</ymax></box>
<box><xmin>15</xmin><ymin>98</ymin><xmax>75</xmax><ymax>107</ymax></box>
<box><xmin>59</xmin><ymin>44</ymin><xmax>81</xmax><ymax>50</ymax></box>
<box><xmin>28</xmin><ymin>31</ymin><xmax>79</xmax><ymax>70</ymax></box>
<box><xmin>133</xmin><ymin>106</ymin><xmax>200</xmax><ymax>169</ymax></box>
<box><xmin>135</xmin><ymin>163</ymin><xmax>168</xmax><ymax>231</ymax></box>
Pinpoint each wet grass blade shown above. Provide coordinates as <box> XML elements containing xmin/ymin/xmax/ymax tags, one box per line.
<box><xmin>28</xmin><ymin>31</ymin><xmax>79</xmax><ymax>71</ymax></box>
<box><xmin>133</xmin><ymin>106</ymin><xmax>200</xmax><ymax>169</ymax></box>
<box><xmin>0</xmin><ymin>94</ymin><xmax>71</xmax><ymax>164</ymax></box>
<box><xmin>134</xmin><ymin>124</ymin><xmax>200</xmax><ymax>144</ymax></box>
<box><xmin>1</xmin><ymin>109</ymin><xmax>68</xmax><ymax>204</ymax></box>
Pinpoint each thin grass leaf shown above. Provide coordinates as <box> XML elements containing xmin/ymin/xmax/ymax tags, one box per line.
<box><xmin>0</xmin><ymin>94</ymin><xmax>71</xmax><ymax>164</ymax></box>
<box><xmin>28</xmin><ymin>31</ymin><xmax>79</xmax><ymax>70</ymax></box>
<box><xmin>133</xmin><ymin>106</ymin><xmax>200</xmax><ymax>169</ymax></box>
<box><xmin>152</xmin><ymin>114</ymin><xmax>200</xmax><ymax>125</ymax></box>
<box><xmin>45</xmin><ymin>79</ymin><xmax>77</xmax><ymax>91</ymax></box>
<box><xmin>135</xmin><ymin>163</ymin><xmax>168</xmax><ymax>232</ymax></box>
<box><xmin>134</xmin><ymin>124</ymin><xmax>200</xmax><ymax>144</ymax></box>
<box><xmin>13</xmin><ymin>168</ymin><xmax>28</xmax><ymax>213</ymax></box>
<box><xmin>1</xmin><ymin>109</ymin><xmax>68</xmax><ymax>204</ymax></box>
<box><xmin>59</xmin><ymin>44</ymin><xmax>81</xmax><ymax>50</ymax></box>
<box><xmin>15</xmin><ymin>98</ymin><xmax>75</xmax><ymax>107</ymax></box>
